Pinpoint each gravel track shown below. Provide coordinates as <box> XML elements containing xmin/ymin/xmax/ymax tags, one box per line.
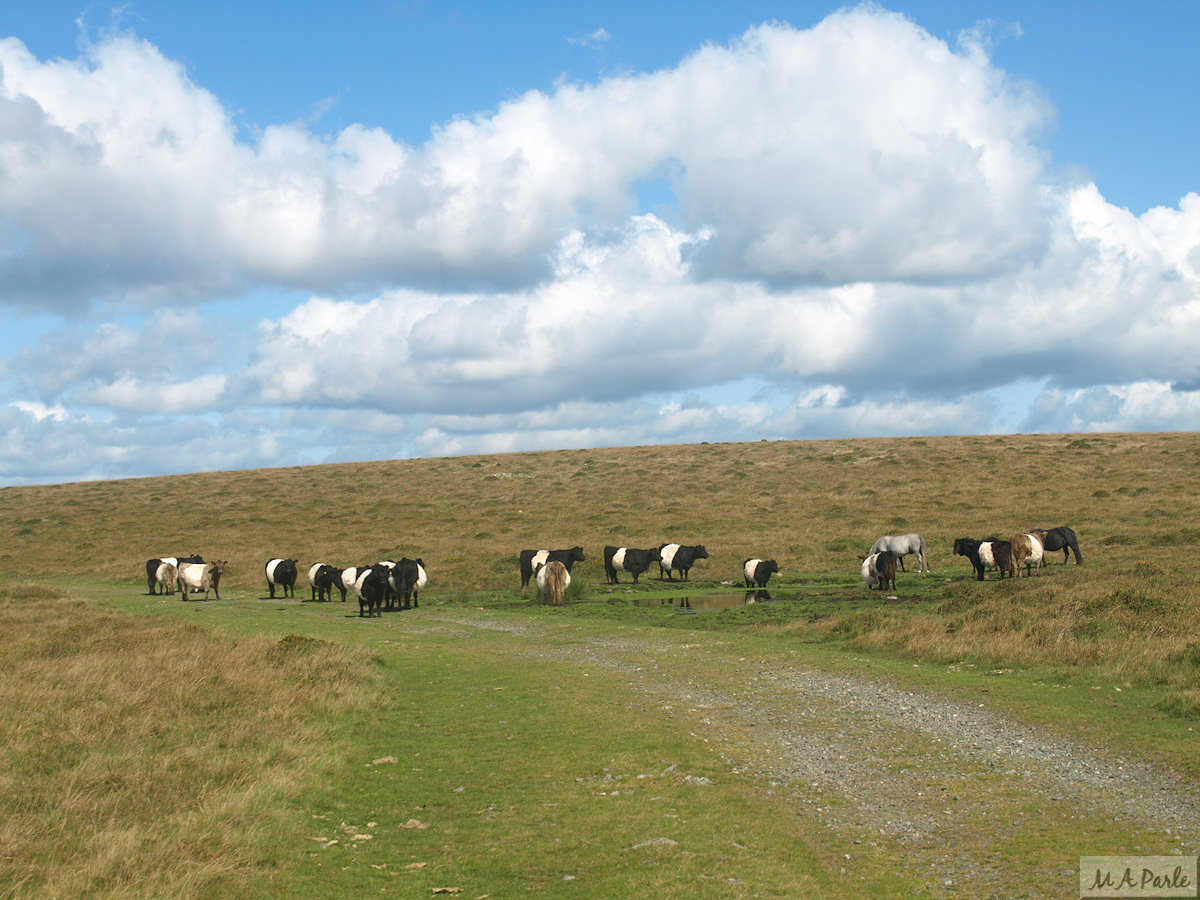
<box><xmin>446</xmin><ymin>617</ymin><xmax>1200</xmax><ymax>898</ymax></box>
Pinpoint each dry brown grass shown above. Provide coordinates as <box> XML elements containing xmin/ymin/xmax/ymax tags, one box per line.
<box><xmin>4</xmin><ymin>431</ymin><xmax>1196</xmax><ymax>594</ymax></box>
<box><xmin>0</xmin><ymin>585</ymin><xmax>379</xmax><ymax>898</ymax></box>
<box><xmin>783</xmin><ymin>529</ymin><xmax>1200</xmax><ymax>710</ymax></box>
<box><xmin>2</xmin><ymin>431</ymin><xmax>1199</xmax><ymax>705</ymax></box>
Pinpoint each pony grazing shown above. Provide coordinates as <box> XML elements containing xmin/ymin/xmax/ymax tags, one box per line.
<box><xmin>869</xmin><ymin>534</ymin><xmax>929</xmax><ymax>573</ymax></box>
<box><xmin>858</xmin><ymin>551</ymin><xmax>898</xmax><ymax>591</ymax></box>
<box><xmin>1031</xmin><ymin>526</ymin><xmax>1083</xmax><ymax>564</ymax></box>
<box><xmin>1010</xmin><ymin>533</ymin><xmax>1045</xmax><ymax>577</ymax></box>
<box><xmin>860</xmin><ymin>553</ymin><xmax>879</xmax><ymax>588</ymax></box>
<box><xmin>145</xmin><ymin>554</ymin><xmax>203</xmax><ymax>594</ymax></box>
<box><xmin>519</xmin><ymin>547</ymin><xmax>585</xmax><ymax>589</ymax></box>
<box><xmin>535</xmin><ymin>560</ymin><xmax>570</xmax><ymax>605</ymax></box>
<box><xmin>155</xmin><ymin>561</ymin><xmax>177</xmax><ymax>595</ymax></box>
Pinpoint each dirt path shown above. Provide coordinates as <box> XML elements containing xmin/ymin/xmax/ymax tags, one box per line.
<box><xmin>452</xmin><ymin>617</ymin><xmax>1200</xmax><ymax>898</ymax></box>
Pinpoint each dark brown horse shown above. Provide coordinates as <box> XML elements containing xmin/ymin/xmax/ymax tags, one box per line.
<box><xmin>1031</xmin><ymin>526</ymin><xmax>1083</xmax><ymax>564</ymax></box>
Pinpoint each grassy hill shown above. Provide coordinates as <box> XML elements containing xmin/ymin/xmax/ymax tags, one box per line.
<box><xmin>3</xmin><ymin>431</ymin><xmax>1200</xmax><ymax>897</ymax></box>
<box><xmin>3</xmin><ymin>431</ymin><xmax>1195</xmax><ymax>592</ymax></box>
<box><xmin>5</xmin><ymin>430</ymin><xmax>1199</xmax><ymax>705</ymax></box>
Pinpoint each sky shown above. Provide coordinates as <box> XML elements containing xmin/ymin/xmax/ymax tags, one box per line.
<box><xmin>1</xmin><ymin>1</ymin><xmax>1199</xmax><ymax>485</ymax></box>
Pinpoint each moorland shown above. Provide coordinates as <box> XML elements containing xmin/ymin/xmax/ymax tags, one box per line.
<box><xmin>2</xmin><ymin>432</ymin><xmax>1199</xmax><ymax>898</ymax></box>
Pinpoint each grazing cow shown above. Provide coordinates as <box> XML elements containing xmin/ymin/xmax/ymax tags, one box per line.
<box><xmin>307</xmin><ymin>563</ymin><xmax>342</xmax><ymax>602</ymax></box>
<box><xmin>535</xmin><ymin>560</ymin><xmax>570</xmax><ymax>605</ymax></box>
<box><xmin>353</xmin><ymin>564</ymin><xmax>391</xmax><ymax>618</ymax></box>
<box><xmin>340</xmin><ymin>566</ymin><xmax>372</xmax><ymax>603</ymax></box>
<box><xmin>1031</xmin><ymin>526</ymin><xmax>1083</xmax><ymax>564</ymax></box>
<box><xmin>374</xmin><ymin>561</ymin><xmax>398</xmax><ymax>609</ymax></box>
<box><xmin>869</xmin><ymin>534</ymin><xmax>929</xmax><ymax>573</ymax></box>
<box><xmin>743</xmin><ymin>558</ymin><xmax>780</xmax><ymax>588</ymax></box>
<box><xmin>265</xmin><ymin>558</ymin><xmax>298</xmax><ymax>599</ymax></box>
<box><xmin>1011</xmin><ymin>533</ymin><xmax>1045</xmax><ymax>577</ymax></box>
<box><xmin>390</xmin><ymin>558</ymin><xmax>423</xmax><ymax>609</ymax></box>
<box><xmin>952</xmin><ymin>538</ymin><xmax>983</xmax><ymax>580</ymax></box>
<box><xmin>145</xmin><ymin>554</ymin><xmax>203</xmax><ymax>594</ymax></box>
<box><xmin>155</xmin><ymin>561</ymin><xmax>177</xmax><ymax>595</ymax></box>
<box><xmin>604</xmin><ymin>546</ymin><xmax>659</xmax><ymax>584</ymax></box>
<box><xmin>978</xmin><ymin>539</ymin><xmax>1015</xmax><ymax>579</ymax></box>
<box><xmin>858</xmin><ymin>550</ymin><xmax>898</xmax><ymax>591</ymax></box>
<box><xmin>658</xmin><ymin>544</ymin><xmax>709</xmax><ymax>581</ymax></box>
<box><xmin>176</xmin><ymin>561</ymin><xmax>226</xmax><ymax>601</ymax></box>
<box><xmin>520</xmin><ymin>547</ymin><xmax>586</xmax><ymax>589</ymax></box>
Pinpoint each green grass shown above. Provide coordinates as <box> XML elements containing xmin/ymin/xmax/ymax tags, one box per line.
<box><xmin>22</xmin><ymin>578</ymin><xmax>1193</xmax><ymax>898</ymax></box>
<box><xmin>5</xmin><ymin>585</ymin><xmax>920</xmax><ymax>898</ymax></box>
<box><xmin>2</xmin><ymin>432</ymin><xmax>1200</xmax><ymax>896</ymax></box>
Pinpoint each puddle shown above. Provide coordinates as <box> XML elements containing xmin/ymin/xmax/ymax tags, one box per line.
<box><xmin>632</xmin><ymin>590</ymin><xmax>787</xmax><ymax>611</ymax></box>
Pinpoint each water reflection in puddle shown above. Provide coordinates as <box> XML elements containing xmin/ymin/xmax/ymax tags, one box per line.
<box><xmin>632</xmin><ymin>590</ymin><xmax>786</xmax><ymax>611</ymax></box>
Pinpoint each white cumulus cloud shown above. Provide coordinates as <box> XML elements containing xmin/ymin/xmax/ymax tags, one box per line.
<box><xmin>0</xmin><ymin>7</ymin><xmax>1197</xmax><ymax>483</ymax></box>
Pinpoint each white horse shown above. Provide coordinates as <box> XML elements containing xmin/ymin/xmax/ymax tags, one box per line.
<box><xmin>869</xmin><ymin>533</ymin><xmax>929</xmax><ymax>574</ymax></box>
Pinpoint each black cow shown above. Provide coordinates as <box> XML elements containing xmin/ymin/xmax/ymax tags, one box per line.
<box><xmin>265</xmin><ymin>558</ymin><xmax>298</xmax><ymax>599</ymax></box>
<box><xmin>339</xmin><ymin>566</ymin><xmax>374</xmax><ymax>604</ymax></box>
<box><xmin>604</xmin><ymin>546</ymin><xmax>659</xmax><ymax>584</ymax></box>
<box><xmin>519</xmin><ymin>547</ymin><xmax>585</xmax><ymax>588</ymax></box>
<box><xmin>1032</xmin><ymin>526</ymin><xmax>1083</xmax><ymax>564</ymax></box>
<box><xmin>145</xmin><ymin>554</ymin><xmax>203</xmax><ymax>594</ymax></box>
<box><xmin>658</xmin><ymin>543</ymin><xmax>709</xmax><ymax>581</ymax></box>
<box><xmin>354</xmin><ymin>564</ymin><xmax>391</xmax><ymax>618</ymax></box>
<box><xmin>374</xmin><ymin>561</ymin><xmax>399</xmax><ymax>610</ymax></box>
<box><xmin>391</xmin><ymin>558</ymin><xmax>422</xmax><ymax>609</ymax></box>
<box><xmin>952</xmin><ymin>538</ymin><xmax>985</xmax><ymax>581</ymax></box>
<box><xmin>743</xmin><ymin>558</ymin><xmax>779</xmax><ymax>588</ymax></box>
<box><xmin>952</xmin><ymin>538</ymin><xmax>1014</xmax><ymax>581</ymax></box>
<box><xmin>308</xmin><ymin>563</ymin><xmax>342</xmax><ymax>601</ymax></box>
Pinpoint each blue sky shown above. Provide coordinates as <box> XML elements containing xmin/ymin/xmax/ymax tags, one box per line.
<box><xmin>1</xmin><ymin>1</ymin><xmax>1199</xmax><ymax>484</ymax></box>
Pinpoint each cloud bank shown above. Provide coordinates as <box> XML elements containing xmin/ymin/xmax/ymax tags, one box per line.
<box><xmin>1</xmin><ymin>7</ymin><xmax>1198</xmax><ymax>483</ymax></box>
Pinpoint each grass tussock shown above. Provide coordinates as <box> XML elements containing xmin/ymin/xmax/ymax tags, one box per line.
<box><xmin>0</xmin><ymin>585</ymin><xmax>379</xmax><ymax>898</ymax></box>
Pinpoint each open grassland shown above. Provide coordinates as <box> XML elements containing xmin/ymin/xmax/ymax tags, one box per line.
<box><xmin>2</xmin><ymin>432</ymin><xmax>1196</xmax><ymax>588</ymax></box>
<box><xmin>2</xmin><ymin>432</ymin><xmax>1200</xmax><ymax>897</ymax></box>
<box><xmin>2</xmin><ymin>431</ymin><xmax>1199</xmax><ymax>699</ymax></box>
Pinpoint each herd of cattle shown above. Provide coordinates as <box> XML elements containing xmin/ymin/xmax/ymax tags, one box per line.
<box><xmin>141</xmin><ymin>526</ymin><xmax>1082</xmax><ymax>614</ymax></box>
<box><xmin>517</xmin><ymin>543</ymin><xmax>720</xmax><ymax>590</ymax></box>
<box><xmin>518</xmin><ymin>543</ymin><xmax>780</xmax><ymax>597</ymax></box>
<box><xmin>144</xmin><ymin>555</ymin><xmax>427</xmax><ymax>617</ymax></box>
